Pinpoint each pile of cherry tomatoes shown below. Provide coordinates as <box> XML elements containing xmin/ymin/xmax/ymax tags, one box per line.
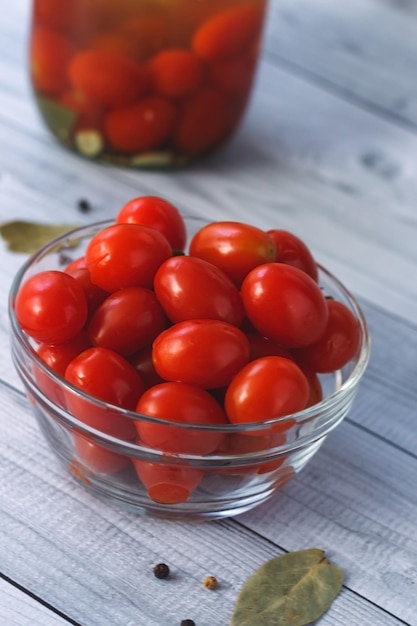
<box><xmin>30</xmin><ymin>0</ymin><xmax>266</xmax><ymax>161</ymax></box>
<box><xmin>15</xmin><ymin>196</ymin><xmax>361</xmax><ymax>503</ymax></box>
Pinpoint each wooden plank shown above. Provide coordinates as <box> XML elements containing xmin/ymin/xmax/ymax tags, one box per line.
<box><xmin>2</xmin><ymin>57</ymin><xmax>417</xmax><ymax>324</ymax></box>
<box><xmin>350</xmin><ymin>300</ymin><xmax>417</xmax><ymax>454</ymax></box>
<box><xmin>2</xmin><ymin>3</ymin><xmax>417</xmax><ymax>322</ymax></box>
<box><xmin>0</xmin><ymin>385</ymin><xmax>412</xmax><ymax>626</ymax></box>
<box><xmin>1</xmin><ymin>2</ymin><xmax>416</xmax><ymax>625</ymax></box>
<box><xmin>264</xmin><ymin>0</ymin><xmax>417</xmax><ymax>129</ymax></box>
<box><xmin>1</xmin><ymin>361</ymin><xmax>416</xmax><ymax>625</ymax></box>
<box><xmin>240</xmin><ymin>421</ymin><xmax>417</xmax><ymax>624</ymax></box>
<box><xmin>0</xmin><ymin>578</ymin><xmax>74</xmax><ymax>626</ymax></box>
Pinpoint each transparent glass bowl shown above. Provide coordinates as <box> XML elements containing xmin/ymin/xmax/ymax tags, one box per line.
<box><xmin>8</xmin><ymin>220</ymin><xmax>370</xmax><ymax>520</ymax></box>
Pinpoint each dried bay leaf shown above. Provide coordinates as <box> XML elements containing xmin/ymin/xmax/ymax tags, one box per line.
<box><xmin>36</xmin><ymin>96</ymin><xmax>76</xmax><ymax>141</ymax></box>
<box><xmin>230</xmin><ymin>549</ymin><xmax>344</xmax><ymax>626</ymax></box>
<box><xmin>0</xmin><ymin>221</ymin><xmax>81</xmax><ymax>253</ymax></box>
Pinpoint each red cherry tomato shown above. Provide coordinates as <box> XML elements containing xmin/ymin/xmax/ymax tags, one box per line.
<box><xmin>88</xmin><ymin>287</ymin><xmax>167</xmax><ymax>356</ymax></box>
<box><xmin>88</xmin><ymin>30</ymin><xmax>144</xmax><ymax>60</ymax></box>
<box><xmin>118</xmin><ymin>15</ymin><xmax>170</xmax><ymax>61</ymax></box>
<box><xmin>225</xmin><ymin>356</ymin><xmax>309</xmax><ymax>427</ymax></box>
<box><xmin>245</xmin><ymin>332</ymin><xmax>293</xmax><ymax>361</ymax></box>
<box><xmin>63</xmin><ymin>256</ymin><xmax>87</xmax><ymax>272</ymax></box>
<box><xmin>267</xmin><ymin>229</ymin><xmax>318</xmax><ymax>282</ymax></box>
<box><xmin>132</xmin><ymin>459</ymin><xmax>203</xmax><ymax>504</ymax></box>
<box><xmin>105</xmin><ymin>97</ymin><xmax>176</xmax><ymax>153</ymax></box>
<box><xmin>153</xmin><ymin>255</ymin><xmax>244</xmax><ymax>326</ymax></box>
<box><xmin>64</xmin><ymin>266</ymin><xmax>109</xmax><ymax>318</ymax></box>
<box><xmin>173</xmin><ymin>87</ymin><xmax>231</xmax><ymax>155</ymax></box>
<box><xmin>149</xmin><ymin>49</ymin><xmax>205</xmax><ymax>98</ymax></box>
<box><xmin>30</xmin><ymin>26</ymin><xmax>73</xmax><ymax>96</ymax></box>
<box><xmin>304</xmin><ymin>370</ymin><xmax>323</xmax><ymax>407</ymax></box>
<box><xmin>217</xmin><ymin>431</ymin><xmax>287</xmax><ymax>475</ymax></box>
<box><xmin>135</xmin><ymin>382</ymin><xmax>228</xmax><ymax>454</ymax></box>
<box><xmin>15</xmin><ymin>270</ymin><xmax>88</xmax><ymax>344</ymax></box>
<box><xmin>33</xmin><ymin>0</ymin><xmax>79</xmax><ymax>33</ymax></box>
<box><xmin>68</xmin><ymin>49</ymin><xmax>148</xmax><ymax>109</ymax></box>
<box><xmin>293</xmin><ymin>299</ymin><xmax>361</xmax><ymax>373</ymax></box>
<box><xmin>241</xmin><ymin>263</ymin><xmax>329</xmax><ymax>348</ymax></box>
<box><xmin>189</xmin><ymin>221</ymin><xmax>276</xmax><ymax>285</ymax></box>
<box><xmin>129</xmin><ymin>345</ymin><xmax>165</xmax><ymax>389</ymax></box>
<box><xmin>64</xmin><ymin>347</ymin><xmax>144</xmax><ymax>439</ymax></box>
<box><xmin>209</xmin><ymin>54</ymin><xmax>256</xmax><ymax>98</ymax></box>
<box><xmin>74</xmin><ymin>433</ymin><xmax>131</xmax><ymax>474</ymax></box>
<box><xmin>85</xmin><ymin>223</ymin><xmax>172</xmax><ymax>292</ymax></box>
<box><xmin>192</xmin><ymin>4</ymin><xmax>264</xmax><ymax>61</ymax></box>
<box><xmin>152</xmin><ymin>319</ymin><xmax>250</xmax><ymax>389</ymax></box>
<box><xmin>116</xmin><ymin>196</ymin><xmax>187</xmax><ymax>251</ymax></box>
<box><xmin>37</xmin><ymin>332</ymin><xmax>92</xmax><ymax>377</ymax></box>
<box><xmin>35</xmin><ymin>332</ymin><xmax>92</xmax><ymax>406</ymax></box>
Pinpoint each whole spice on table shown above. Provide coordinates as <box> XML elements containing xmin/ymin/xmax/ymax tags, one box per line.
<box><xmin>180</xmin><ymin>620</ymin><xmax>196</xmax><ymax>626</ymax></box>
<box><xmin>77</xmin><ymin>198</ymin><xmax>92</xmax><ymax>213</ymax></box>
<box><xmin>203</xmin><ymin>575</ymin><xmax>218</xmax><ymax>590</ymax></box>
<box><xmin>153</xmin><ymin>562</ymin><xmax>170</xmax><ymax>579</ymax></box>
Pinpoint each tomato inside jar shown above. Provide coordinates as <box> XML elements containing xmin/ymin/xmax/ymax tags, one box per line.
<box><xmin>30</xmin><ymin>0</ymin><xmax>268</xmax><ymax>167</ymax></box>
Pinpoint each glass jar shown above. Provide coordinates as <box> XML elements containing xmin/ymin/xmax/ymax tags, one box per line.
<box><xmin>29</xmin><ymin>0</ymin><xmax>268</xmax><ymax>168</ymax></box>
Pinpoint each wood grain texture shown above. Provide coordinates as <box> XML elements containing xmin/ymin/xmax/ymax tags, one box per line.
<box><xmin>1</xmin><ymin>302</ymin><xmax>416</xmax><ymax>625</ymax></box>
<box><xmin>2</xmin><ymin>1</ymin><xmax>417</xmax><ymax>322</ymax></box>
<box><xmin>264</xmin><ymin>0</ymin><xmax>417</xmax><ymax>130</ymax></box>
<box><xmin>1</xmin><ymin>0</ymin><xmax>417</xmax><ymax>624</ymax></box>
<box><xmin>0</xmin><ymin>578</ymin><xmax>73</xmax><ymax>626</ymax></box>
<box><xmin>0</xmin><ymin>578</ymin><xmax>78</xmax><ymax>626</ymax></box>
<box><xmin>0</xmin><ymin>378</ymin><xmax>413</xmax><ymax>626</ymax></box>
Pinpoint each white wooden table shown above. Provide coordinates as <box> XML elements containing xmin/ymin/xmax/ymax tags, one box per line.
<box><xmin>1</xmin><ymin>1</ymin><xmax>417</xmax><ymax>624</ymax></box>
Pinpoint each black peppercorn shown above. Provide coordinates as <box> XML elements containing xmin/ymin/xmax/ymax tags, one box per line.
<box><xmin>180</xmin><ymin>620</ymin><xmax>196</xmax><ymax>626</ymax></box>
<box><xmin>153</xmin><ymin>563</ymin><xmax>170</xmax><ymax>579</ymax></box>
<box><xmin>77</xmin><ymin>198</ymin><xmax>91</xmax><ymax>213</ymax></box>
<box><xmin>58</xmin><ymin>251</ymin><xmax>73</xmax><ymax>266</ymax></box>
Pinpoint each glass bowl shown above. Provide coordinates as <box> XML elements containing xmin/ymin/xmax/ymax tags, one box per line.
<box><xmin>8</xmin><ymin>219</ymin><xmax>370</xmax><ymax>520</ymax></box>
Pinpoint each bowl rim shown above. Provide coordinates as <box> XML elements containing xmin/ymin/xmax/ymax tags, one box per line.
<box><xmin>8</xmin><ymin>219</ymin><xmax>371</xmax><ymax>442</ymax></box>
